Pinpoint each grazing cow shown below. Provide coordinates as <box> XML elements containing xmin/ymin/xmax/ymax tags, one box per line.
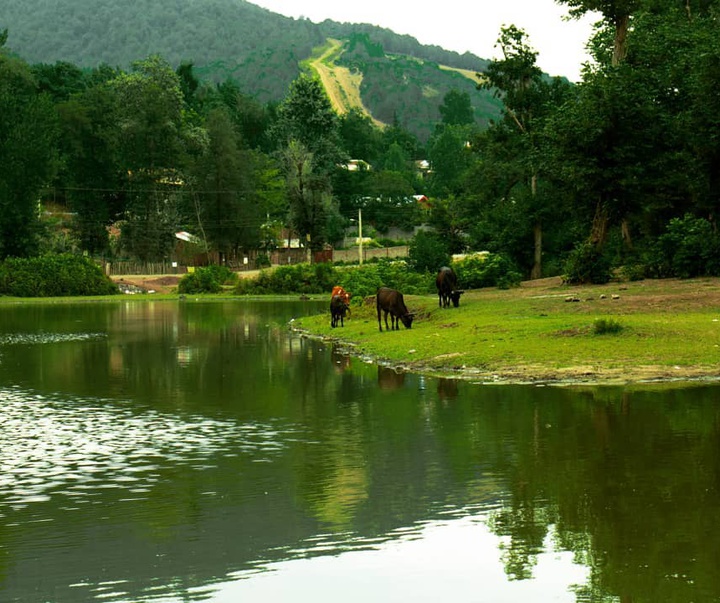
<box><xmin>330</xmin><ymin>294</ymin><xmax>349</xmax><ymax>328</ymax></box>
<box><xmin>331</xmin><ymin>285</ymin><xmax>351</xmax><ymax>305</ymax></box>
<box><xmin>436</xmin><ymin>266</ymin><xmax>464</xmax><ymax>308</ymax></box>
<box><xmin>376</xmin><ymin>287</ymin><xmax>414</xmax><ymax>331</ymax></box>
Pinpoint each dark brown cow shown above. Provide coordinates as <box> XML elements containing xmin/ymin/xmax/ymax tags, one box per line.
<box><xmin>330</xmin><ymin>294</ymin><xmax>349</xmax><ymax>328</ymax></box>
<box><xmin>376</xmin><ymin>287</ymin><xmax>414</xmax><ymax>331</ymax></box>
<box><xmin>436</xmin><ymin>266</ymin><xmax>464</xmax><ymax>308</ymax></box>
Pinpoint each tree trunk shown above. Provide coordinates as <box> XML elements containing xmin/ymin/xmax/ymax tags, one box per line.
<box><xmin>612</xmin><ymin>14</ymin><xmax>631</xmax><ymax>67</ymax></box>
<box><xmin>621</xmin><ymin>218</ymin><xmax>633</xmax><ymax>248</ymax></box>
<box><xmin>590</xmin><ymin>199</ymin><xmax>609</xmax><ymax>248</ymax></box>
<box><xmin>531</xmin><ymin>221</ymin><xmax>543</xmax><ymax>279</ymax></box>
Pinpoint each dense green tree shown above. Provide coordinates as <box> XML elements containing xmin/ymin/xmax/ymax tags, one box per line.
<box><xmin>272</xmin><ymin>73</ymin><xmax>344</xmax><ymax>175</ymax></box>
<box><xmin>438</xmin><ymin>89</ymin><xmax>475</xmax><ymax>126</ymax></box>
<box><xmin>110</xmin><ymin>55</ymin><xmax>187</xmax><ymax>261</ymax></box>
<box><xmin>190</xmin><ymin>107</ymin><xmax>265</xmax><ymax>260</ymax></box>
<box><xmin>282</xmin><ymin>140</ymin><xmax>332</xmax><ymax>260</ymax></box>
<box><xmin>211</xmin><ymin>79</ymin><xmax>270</xmax><ymax>151</ymax></box>
<box><xmin>31</xmin><ymin>61</ymin><xmax>88</xmax><ymax>101</ymax></box>
<box><xmin>558</xmin><ymin>0</ymin><xmax>641</xmax><ymax>66</ymax></box>
<box><xmin>56</xmin><ymin>83</ymin><xmax>125</xmax><ymax>254</ymax></box>
<box><xmin>338</xmin><ymin>108</ymin><xmax>382</xmax><ymax>163</ymax></box>
<box><xmin>479</xmin><ymin>25</ymin><xmax>572</xmax><ymax>278</ymax></box>
<box><xmin>0</xmin><ymin>51</ymin><xmax>58</xmax><ymax>258</ymax></box>
<box><xmin>426</xmin><ymin>124</ymin><xmax>474</xmax><ymax>198</ymax></box>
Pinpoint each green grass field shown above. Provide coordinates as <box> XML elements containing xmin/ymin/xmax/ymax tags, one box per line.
<box><xmin>295</xmin><ymin>278</ymin><xmax>720</xmax><ymax>384</ymax></box>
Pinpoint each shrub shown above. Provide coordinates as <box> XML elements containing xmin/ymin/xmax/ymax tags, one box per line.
<box><xmin>234</xmin><ymin>262</ymin><xmax>338</xmax><ymax>295</ymax></box>
<box><xmin>593</xmin><ymin>318</ymin><xmax>624</xmax><ymax>335</ymax></box>
<box><xmin>178</xmin><ymin>265</ymin><xmax>238</xmax><ymax>294</ymax></box>
<box><xmin>563</xmin><ymin>242</ymin><xmax>612</xmax><ymax>285</ymax></box>
<box><xmin>335</xmin><ymin>259</ymin><xmax>433</xmax><ymax>300</ymax></box>
<box><xmin>453</xmin><ymin>253</ymin><xmax>522</xmax><ymax>289</ymax></box>
<box><xmin>233</xmin><ymin>259</ymin><xmax>433</xmax><ymax>299</ymax></box>
<box><xmin>0</xmin><ymin>253</ymin><xmax>118</xmax><ymax>297</ymax></box>
<box><xmin>407</xmin><ymin>231</ymin><xmax>450</xmax><ymax>273</ymax></box>
<box><xmin>648</xmin><ymin>214</ymin><xmax>720</xmax><ymax>279</ymax></box>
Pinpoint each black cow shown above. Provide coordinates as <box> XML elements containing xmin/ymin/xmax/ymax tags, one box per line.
<box><xmin>330</xmin><ymin>294</ymin><xmax>349</xmax><ymax>328</ymax></box>
<box><xmin>376</xmin><ymin>287</ymin><xmax>414</xmax><ymax>331</ymax></box>
<box><xmin>436</xmin><ymin>266</ymin><xmax>464</xmax><ymax>308</ymax></box>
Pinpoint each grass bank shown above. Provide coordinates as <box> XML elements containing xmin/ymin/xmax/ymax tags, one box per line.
<box><xmin>294</xmin><ymin>277</ymin><xmax>720</xmax><ymax>384</ymax></box>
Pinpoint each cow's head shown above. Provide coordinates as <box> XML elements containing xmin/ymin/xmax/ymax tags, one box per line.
<box><xmin>400</xmin><ymin>313</ymin><xmax>414</xmax><ymax>329</ymax></box>
<box><xmin>450</xmin><ymin>290</ymin><xmax>464</xmax><ymax>307</ymax></box>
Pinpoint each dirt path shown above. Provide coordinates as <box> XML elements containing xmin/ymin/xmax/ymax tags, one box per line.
<box><xmin>308</xmin><ymin>39</ymin><xmax>384</xmax><ymax>127</ymax></box>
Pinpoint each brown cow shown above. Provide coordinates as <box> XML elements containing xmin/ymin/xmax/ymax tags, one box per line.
<box><xmin>330</xmin><ymin>294</ymin><xmax>349</xmax><ymax>328</ymax></box>
<box><xmin>436</xmin><ymin>266</ymin><xmax>464</xmax><ymax>308</ymax></box>
<box><xmin>376</xmin><ymin>287</ymin><xmax>414</xmax><ymax>331</ymax></box>
<box><xmin>331</xmin><ymin>285</ymin><xmax>351</xmax><ymax>305</ymax></box>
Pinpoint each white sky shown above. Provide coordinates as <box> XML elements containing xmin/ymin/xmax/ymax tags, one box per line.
<box><xmin>249</xmin><ymin>0</ymin><xmax>600</xmax><ymax>82</ymax></box>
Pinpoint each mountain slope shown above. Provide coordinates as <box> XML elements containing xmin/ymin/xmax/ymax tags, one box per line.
<box><xmin>1</xmin><ymin>0</ymin><xmax>502</xmax><ymax>139</ymax></box>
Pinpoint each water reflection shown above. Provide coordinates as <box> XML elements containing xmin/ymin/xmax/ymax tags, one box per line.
<box><xmin>1</xmin><ymin>301</ymin><xmax>719</xmax><ymax>602</ymax></box>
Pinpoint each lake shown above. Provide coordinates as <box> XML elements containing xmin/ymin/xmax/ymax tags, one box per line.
<box><xmin>1</xmin><ymin>299</ymin><xmax>719</xmax><ymax>602</ymax></box>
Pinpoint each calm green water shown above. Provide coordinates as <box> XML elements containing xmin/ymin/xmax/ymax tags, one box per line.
<box><xmin>1</xmin><ymin>299</ymin><xmax>719</xmax><ymax>602</ymax></box>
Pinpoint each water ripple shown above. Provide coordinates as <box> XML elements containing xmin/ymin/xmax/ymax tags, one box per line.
<box><xmin>0</xmin><ymin>387</ymin><xmax>299</xmax><ymax>513</ymax></box>
<box><xmin>0</xmin><ymin>332</ymin><xmax>108</xmax><ymax>345</ymax></box>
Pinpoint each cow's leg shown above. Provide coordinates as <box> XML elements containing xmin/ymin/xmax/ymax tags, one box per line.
<box><xmin>384</xmin><ymin>310</ymin><xmax>391</xmax><ymax>331</ymax></box>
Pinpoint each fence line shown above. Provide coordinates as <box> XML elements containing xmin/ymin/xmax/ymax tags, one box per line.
<box><xmin>105</xmin><ymin>246</ymin><xmax>409</xmax><ymax>275</ymax></box>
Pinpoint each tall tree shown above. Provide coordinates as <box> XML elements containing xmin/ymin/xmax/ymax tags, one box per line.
<box><xmin>480</xmin><ymin>25</ymin><xmax>571</xmax><ymax>278</ymax></box>
<box><xmin>439</xmin><ymin>89</ymin><xmax>475</xmax><ymax>126</ymax></box>
<box><xmin>272</xmin><ymin>73</ymin><xmax>344</xmax><ymax>175</ymax></box>
<box><xmin>111</xmin><ymin>55</ymin><xmax>186</xmax><ymax>261</ymax></box>
<box><xmin>0</xmin><ymin>51</ymin><xmax>58</xmax><ymax>258</ymax></box>
<box><xmin>56</xmin><ymin>83</ymin><xmax>124</xmax><ymax>255</ymax></box>
<box><xmin>557</xmin><ymin>0</ymin><xmax>641</xmax><ymax>66</ymax></box>
<box><xmin>190</xmin><ymin>107</ymin><xmax>264</xmax><ymax>260</ymax></box>
<box><xmin>282</xmin><ymin>140</ymin><xmax>331</xmax><ymax>261</ymax></box>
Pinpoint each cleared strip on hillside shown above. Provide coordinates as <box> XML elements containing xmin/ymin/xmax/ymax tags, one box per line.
<box><xmin>305</xmin><ymin>38</ymin><xmax>385</xmax><ymax>128</ymax></box>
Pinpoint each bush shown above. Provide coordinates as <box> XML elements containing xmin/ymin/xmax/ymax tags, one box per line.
<box><xmin>233</xmin><ymin>259</ymin><xmax>433</xmax><ymax>299</ymax></box>
<box><xmin>648</xmin><ymin>214</ymin><xmax>720</xmax><ymax>279</ymax></box>
<box><xmin>178</xmin><ymin>265</ymin><xmax>238</xmax><ymax>294</ymax></box>
<box><xmin>335</xmin><ymin>259</ymin><xmax>433</xmax><ymax>300</ymax></box>
<box><xmin>563</xmin><ymin>242</ymin><xmax>612</xmax><ymax>285</ymax></box>
<box><xmin>453</xmin><ymin>253</ymin><xmax>522</xmax><ymax>289</ymax></box>
<box><xmin>255</xmin><ymin>254</ymin><xmax>271</xmax><ymax>269</ymax></box>
<box><xmin>234</xmin><ymin>262</ymin><xmax>338</xmax><ymax>295</ymax></box>
<box><xmin>593</xmin><ymin>318</ymin><xmax>624</xmax><ymax>335</ymax></box>
<box><xmin>0</xmin><ymin>253</ymin><xmax>118</xmax><ymax>297</ymax></box>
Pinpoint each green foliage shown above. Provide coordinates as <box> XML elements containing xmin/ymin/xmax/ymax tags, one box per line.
<box><xmin>453</xmin><ymin>253</ymin><xmax>522</xmax><ymax>289</ymax></box>
<box><xmin>234</xmin><ymin>262</ymin><xmax>337</xmax><ymax>295</ymax></box>
<box><xmin>0</xmin><ymin>253</ymin><xmax>118</xmax><ymax>297</ymax></box>
<box><xmin>232</xmin><ymin>259</ymin><xmax>430</xmax><ymax>298</ymax></box>
<box><xmin>335</xmin><ymin>259</ymin><xmax>432</xmax><ymax>299</ymax></box>
<box><xmin>0</xmin><ymin>53</ymin><xmax>58</xmax><ymax>259</ymax></box>
<box><xmin>647</xmin><ymin>214</ymin><xmax>720</xmax><ymax>279</ymax></box>
<box><xmin>407</xmin><ymin>231</ymin><xmax>451</xmax><ymax>273</ymax></box>
<box><xmin>439</xmin><ymin>89</ymin><xmax>475</xmax><ymax>126</ymax></box>
<box><xmin>592</xmin><ymin>318</ymin><xmax>624</xmax><ymax>335</ymax></box>
<box><xmin>178</xmin><ymin>264</ymin><xmax>237</xmax><ymax>294</ymax></box>
<box><xmin>563</xmin><ymin>242</ymin><xmax>613</xmax><ymax>285</ymax></box>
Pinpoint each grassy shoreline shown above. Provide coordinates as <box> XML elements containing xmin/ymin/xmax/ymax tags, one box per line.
<box><xmin>293</xmin><ymin>277</ymin><xmax>720</xmax><ymax>385</ymax></box>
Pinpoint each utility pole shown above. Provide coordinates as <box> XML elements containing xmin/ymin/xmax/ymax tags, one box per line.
<box><xmin>358</xmin><ymin>209</ymin><xmax>363</xmax><ymax>265</ymax></box>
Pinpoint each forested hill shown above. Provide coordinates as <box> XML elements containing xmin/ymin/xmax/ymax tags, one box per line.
<box><xmin>1</xmin><ymin>0</ymin><xmax>501</xmax><ymax>140</ymax></box>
